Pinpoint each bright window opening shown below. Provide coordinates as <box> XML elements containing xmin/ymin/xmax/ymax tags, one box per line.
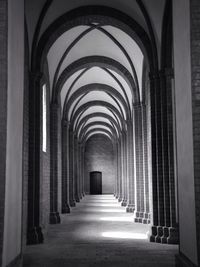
<box><xmin>42</xmin><ymin>84</ymin><xmax>47</xmax><ymax>152</ymax></box>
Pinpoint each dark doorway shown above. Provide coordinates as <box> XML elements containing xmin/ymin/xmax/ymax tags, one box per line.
<box><xmin>90</xmin><ymin>171</ymin><xmax>102</xmax><ymax>194</ymax></box>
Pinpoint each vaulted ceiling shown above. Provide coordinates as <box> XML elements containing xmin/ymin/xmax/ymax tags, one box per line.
<box><xmin>25</xmin><ymin>0</ymin><xmax>166</xmax><ymax>144</ymax></box>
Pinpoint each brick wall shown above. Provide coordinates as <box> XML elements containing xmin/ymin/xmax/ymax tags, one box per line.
<box><xmin>22</xmin><ymin>22</ymin><xmax>29</xmax><ymax>249</ymax></box>
<box><xmin>84</xmin><ymin>134</ymin><xmax>115</xmax><ymax>194</ymax></box>
<box><xmin>191</xmin><ymin>0</ymin><xmax>200</xmax><ymax>263</ymax></box>
<box><xmin>50</xmin><ymin>99</ymin><xmax>62</xmax><ymax>223</ymax></box>
<box><xmin>40</xmin><ymin>60</ymin><xmax>51</xmax><ymax>233</ymax></box>
<box><xmin>0</xmin><ymin>0</ymin><xmax>7</xmax><ymax>265</ymax></box>
<box><xmin>57</xmin><ymin>102</ymin><xmax>62</xmax><ymax>214</ymax></box>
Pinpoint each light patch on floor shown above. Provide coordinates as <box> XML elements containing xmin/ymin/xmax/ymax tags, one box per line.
<box><xmin>102</xmin><ymin>231</ymin><xmax>148</xmax><ymax>239</ymax></box>
<box><xmin>100</xmin><ymin>216</ymin><xmax>133</xmax><ymax>222</ymax></box>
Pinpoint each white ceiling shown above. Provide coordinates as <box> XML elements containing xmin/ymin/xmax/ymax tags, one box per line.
<box><xmin>25</xmin><ymin>0</ymin><xmax>166</xmax><ymax>143</ymax></box>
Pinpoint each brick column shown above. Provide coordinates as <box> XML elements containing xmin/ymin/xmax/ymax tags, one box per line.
<box><xmin>121</xmin><ymin>131</ymin><xmax>128</xmax><ymax>206</ymax></box>
<box><xmin>134</xmin><ymin>104</ymin><xmax>140</xmax><ymax>221</ymax></box>
<box><xmin>61</xmin><ymin>120</ymin><xmax>70</xmax><ymax>213</ymax></box>
<box><xmin>81</xmin><ymin>144</ymin><xmax>85</xmax><ymax>196</ymax></box>
<box><xmin>134</xmin><ymin>104</ymin><xmax>144</xmax><ymax>223</ymax></box>
<box><xmin>149</xmin><ymin>71</ymin><xmax>177</xmax><ymax>243</ymax></box>
<box><xmin>27</xmin><ymin>72</ymin><xmax>44</xmax><ymax>243</ymax></box>
<box><xmin>69</xmin><ymin>127</ymin><xmax>76</xmax><ymax>207</ymax></box>
<box><xmin>142</xmin><ymin>104</ymin><xmax>151</xmax><ymax>224</ymax></box>
<box><xmin>149</xmin><ymin>73</ymin><xmax>160</xmax><ymax>242</ymax></box>
<box><xmin>78</xmin><ymin>143</ymin><xmax>83</xmax><ymax>199</ymax></box>
<box><xmin>117</xmin><ymin>138</ymin><xmax>123</xmax><ymax>202</ymax></box>
<box><xmin>115</xmin><ymin>142</ymin><xmax>120</xmax><ymax>199</ymax></box>
<box><xmin>77</xmin><ymin>140</ymin><xmax>82</xmax><ymax>200</ymax></box>
<box><xmin>160</xmin><ymin>69</ymin><xmax>178</xmax><ymax>244</ymax></box>
<box><xmin>49</xmin><ymin>102</ymin><xmax>61</xmax><ymax>224</ymax></box>
<box><xmin>166</xmin><ymin>70</ymin><xmax>178</xmax><ymax>244</ymax></box>
<box><xmin>113</xmin><ymin>142</ymin><xmax>118</xmax><ymax>198</ymax></box>
<box><xmin>155</xmin><ymin>72</ymin><xmax>165</xmax><ymax>242</ymax></box>
<box><xmin>73</xmin><ymin>135</ymin><xmax>80</xmax><ymax>202</ymax></box>
<box><xmin>139</xmin><ymin>105</ymin><xmax>145</xmax><ymax>222</ymax></box>
<box><xmin>126</xmin><ymin>119</ymin><xmax>135</xmax><ymax>212</ymax></box>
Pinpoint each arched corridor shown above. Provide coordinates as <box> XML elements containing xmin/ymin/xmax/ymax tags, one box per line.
<box><xmin>0</xmin><ymin>1</ymin><xmax>200</xmax><ymax>267</ymax></box>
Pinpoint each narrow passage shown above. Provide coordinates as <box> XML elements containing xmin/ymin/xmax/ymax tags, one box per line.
<box><xmin>23</xmin><ymin>195</ymin><xmax>178</xmax><ymax>267</ymax></box>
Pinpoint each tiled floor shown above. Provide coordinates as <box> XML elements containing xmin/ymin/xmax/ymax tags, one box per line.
<box><xmin>23</xmin><ymin>195</ymin><xmax>178</xmax><ymax>267</ymax></box>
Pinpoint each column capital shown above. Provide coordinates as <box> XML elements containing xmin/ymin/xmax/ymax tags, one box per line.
<box><xmin>62</xmin><ymin>119</ymin><xmax>69</xmax><ymax>128</ymax></box>
<box><xmin>29</xmin><ymin>70</ymin><xmax>44</xmax><ymax>83</ymax></box>
<box><xmin>126</xmin><ymin>118</ymin><xmax>132</xmax><ymax>123</ymax></box>
<box><xmin>132</xmin><ymin>103</ymin><xmax>143</xmax><ymax>111</ymax></box>
<box><xmin>51</xmin><ymin>100</ymin><xmax>59</xmax><ymax>108</ymax></box>
<box><xmin>159</xmin><ymin>68</ymin><xmax>174</xmax><ymax>79</ymax></box>
<box><xmin>149</xmin><ymin>71</ymin><xmax>160</xmax><ymax>82</ymax></box>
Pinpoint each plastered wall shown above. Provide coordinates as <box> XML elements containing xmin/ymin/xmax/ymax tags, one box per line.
<box><xmin>173</xmin><ymin>0</ymin><xmax>198</xmax><ymax>264</ymax></box>
<box><xmin>2</xmin><ymin>0</ymin><xmax>24</xmax><ymax>265</ymax></box>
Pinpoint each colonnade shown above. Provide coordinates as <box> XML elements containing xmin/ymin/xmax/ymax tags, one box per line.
<box><xmin>56</xmin><ymin>100</ymin><xmax>152</xmax><ymax>225</ymax></box>
<box><xmin>26</xmin><ymin>70</ymin><xmax>179</xmax><ymax>247</ymax></box>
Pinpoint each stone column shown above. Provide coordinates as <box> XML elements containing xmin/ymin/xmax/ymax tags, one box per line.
<box><xmin>115</xmin><ymin>141</ymin><xmax>120</xmax><ymax>199</ymax></box>
<box><xmin>49</xmin><ymin>102</ymin><xmax>61</xmax><ymax>224</ymax></box>
<box><xmin>117</xmin><ymin>138</ymin><xmax>123</xmax><ymax>202</ymax></box>
<box><xmin>77</xmin><ymin>141</ymin><xmax>82</xmax><ymax>200</ymax></box>
<box><xmin>78</xmin><ymin>142</ymin><xmax>83</xmax><ymax>199</ymax></box>
<box><xmin>134</xmin><ymin>104</ymin><xmax>144</xmax><ymax>223</ymax></box>
<box><xmin>141</xmin><ymin>104</ymin><xmax>151</xmax><ymax>224</ymax></box>
<box><xmin>81</xmin><ymin>144</ymin><xmax>85</xmax><ymax>196</ymax></box>
<box><xmin>121</xmin><ymin>131</ymin><xmax>128</xmax><ymax>206</ymax></box>
<box><xmin>27</xmin><ymin>72</ymin><xmax>44</xmax><ymax>243</ymax></box>
<box><xmin>61</xmin><ymin>120</ymin><xmax>70</xmax><ymax>213</ymax></box>
<box><xmin>126</xmin><ymin>119</ymin><xmax>135</xmax><ymax>213</ymax></box>
<box><xmin>149</xmin><ymin>71</ymin><xmax>176</xmax><ymax>243</ymax></box>
<box><xmin>69</xmin><ymin>127</ymin><xmax>76</xmax><ymax>207</ymax></box>
<box><xmin>73</xmin><ymin>135</ymin><xmax>80</xmax><ymax>202</ymax></box>
<box><xmin>149</xmin><ymin>73</ymin><xmax>161</xmax><ymax>242</ymax></box>
<box><xmin>160</xmin><ymin>69</ymin><xmax>178</xmax><ymax>244</ymax></box>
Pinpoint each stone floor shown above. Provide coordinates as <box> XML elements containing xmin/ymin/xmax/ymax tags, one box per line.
<box><xmin>23</xmin><ymin>195</ymin><xmax>178</xmax><ymax>267</ymax></box>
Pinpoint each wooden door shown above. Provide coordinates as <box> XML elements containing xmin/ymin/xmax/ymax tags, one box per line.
<box><xmin>90</xmin><ymin>171</ymin><xmax>102</xmax><ymax>194</ymax></box>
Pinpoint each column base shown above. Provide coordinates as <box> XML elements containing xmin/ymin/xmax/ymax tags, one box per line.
<box><xmin>69</xmin><ymin>200</ymin><xmax>76</xmax><ymax>207</ymax></box>
<box><xmin>62</xmin><ymin>203</ymin><xmax>70</xmax><ymax>214</ymax></box>
<box><xmin>161</xmin><ymin>226</ymin><xmax>169</xmax><ymax>243</ymax></box>
<box><xmin>121</xmin><ymin>200</ymin><xmax>128</xmax><ymax>207</ymax></box>
<box><xmin>27</xmin><ymin>226</ymin><xmax>44</xmax><ymax>245</ymax></box>
<box><xmin>134</xmin><ymin>211</ymin><xmax>143</xmax><ymax>223</ymax></box>
<box><xmin>142</xmin><ymin>213</ymin><xmax>151</xmax><ymax>224</ymax></box>
<box><xmin>118</xmin><ymin>197</ymin><xmax>123</xmax><ymax>202</ymax></box>
<box><xmin>134</xmin><ymin>211</ymin><xmax>140</xmax><ymax>222</ymax></box>
<box><xmin>150</xmin><ymin>226</ymin><xmax>179</xmax><ymax>244</ymax></box>
<box><xmin>149</xmin><ymin>225</ymin><xmax>158</xmax><ymax>242</ymax></box>
<box><xmin>167</xmin><ymin>227</ymin><xmax>179</xmax><ymax>244</ymax></box>
<box><xmin>142</xmin><ymin>218</ymin><xmax>151</xmax><ymax>224</ymax></box>
<box><xmin>126</xmin><ymin>204</ymin><xmax>135</xmax><ymax>213</ymax></box>
<box><xmin>56</xmin><ymin>212</ymin><xmax>61</xmax><ymax>223</ymax></box>
<box><xmin>75</xmin><ymin>196</ymin><xmax>80</xmax><ymax>203</ymax></box>
<box><xmin>155</xmin><ymin>226</ymin><xmax>163</xmax><ymax>243</ymax></box>
<box><xmin>175</xmin><ymin>252</ymin><xmax>197</xmax><ymax>267</ymax></box>
<box><xmin>49</xmin><ymin>212</ymin><xmax>61</xmax><ymax>224</ymax></box>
